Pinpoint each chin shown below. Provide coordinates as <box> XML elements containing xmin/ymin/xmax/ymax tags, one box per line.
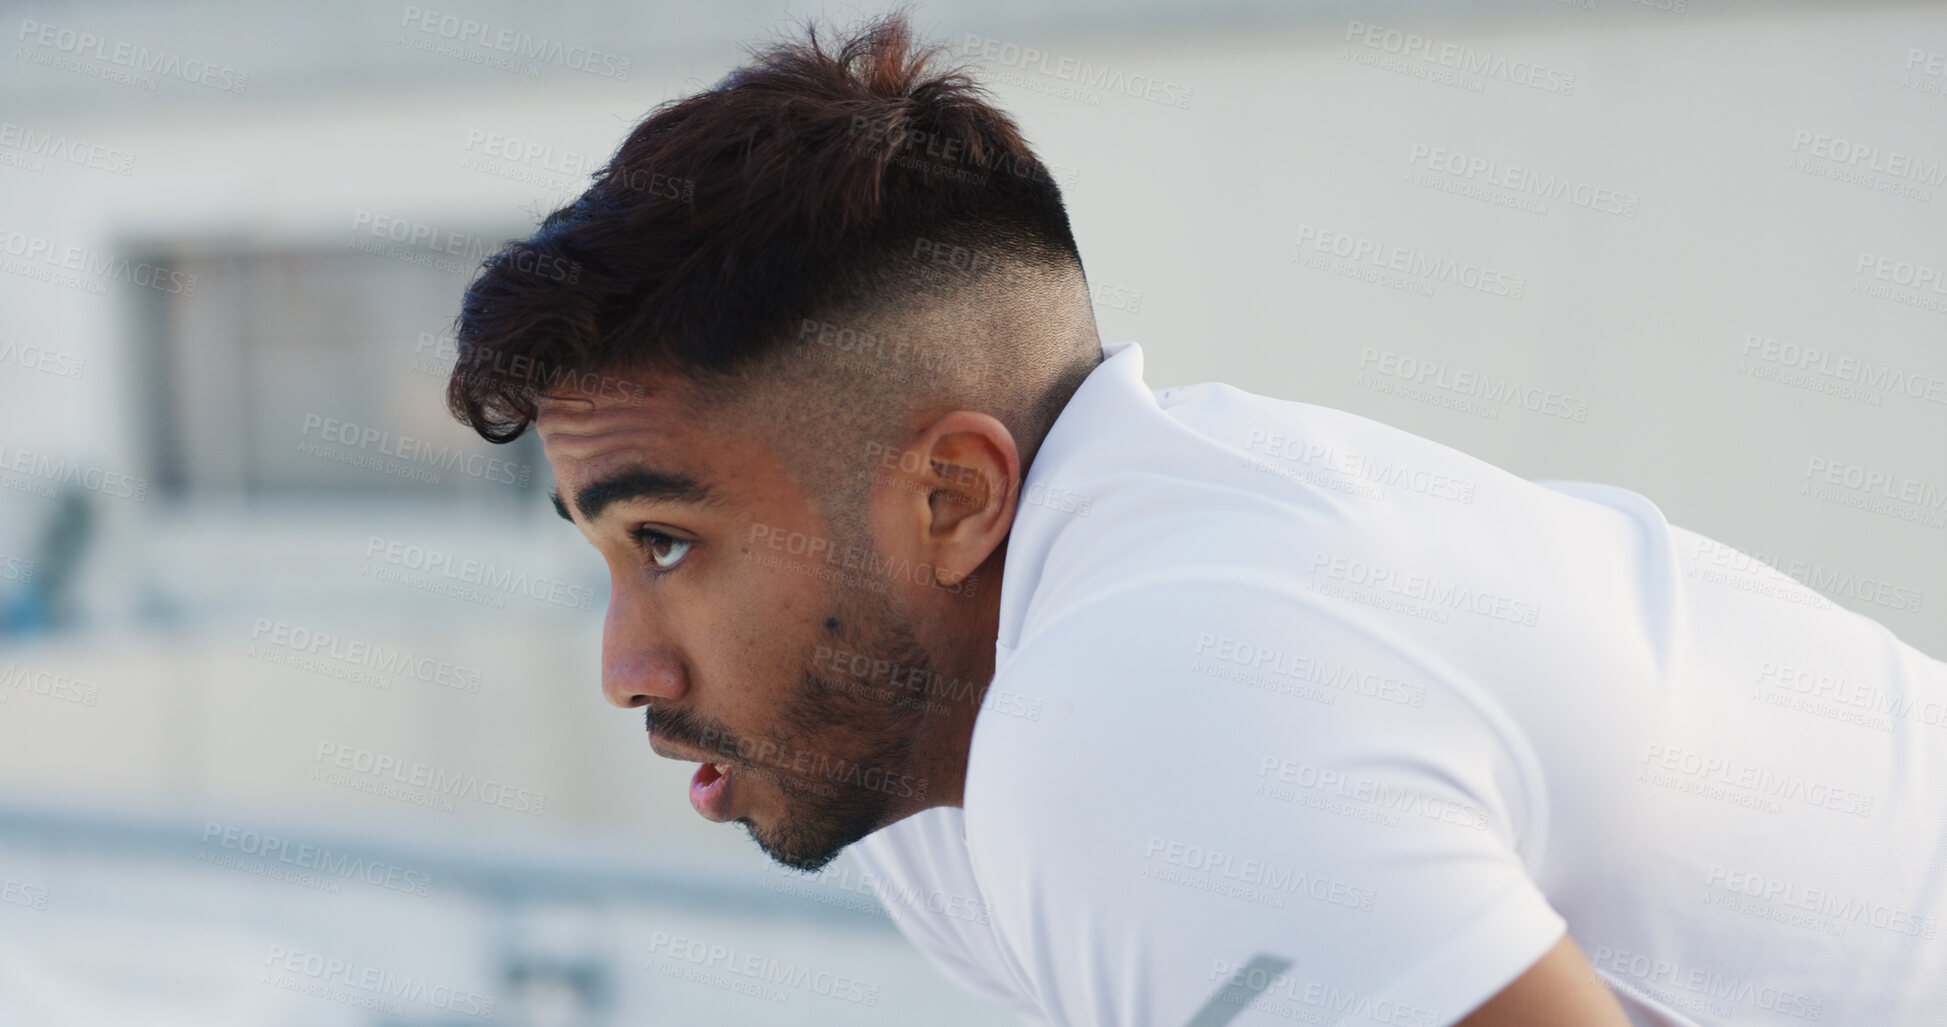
<box><xmin>742</xmin><ymin>808</ymin><xmax>878</xmax><ymax>874</ymax></box>
<box><xmin>749</xmin><ymin>827</ymin><xmax>846</xmax><ymax>874</ymax></box>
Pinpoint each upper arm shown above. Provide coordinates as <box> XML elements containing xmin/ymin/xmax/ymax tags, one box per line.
<box><xmin>1455</xmin><ymin>934</ymin><xmax>1633</xmax><ymax>1027</ymax></box>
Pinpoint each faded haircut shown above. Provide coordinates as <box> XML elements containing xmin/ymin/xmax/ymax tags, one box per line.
<box><xmin>447</xmin><ymin>7</ymin><xmax>1101</xmax><ymax>519</ymax></box>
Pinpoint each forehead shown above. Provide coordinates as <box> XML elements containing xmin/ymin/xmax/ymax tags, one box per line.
<box><xmin>535</xmin><ymin>384</ymin><xmax>698</xmax><ymax>466</ymax></box>
<box><xmin>533</xmin><ymin>377</ymin><xmax>778</xmax><ymax>498</ymax></box>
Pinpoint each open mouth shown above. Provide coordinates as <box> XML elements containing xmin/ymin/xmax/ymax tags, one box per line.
<box><xmin>690</xmin><ymin>761</ymin><xmax>734</xmax><ymax>822</ymax></box>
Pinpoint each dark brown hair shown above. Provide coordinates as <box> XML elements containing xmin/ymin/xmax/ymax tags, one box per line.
<box><xmin>447</xmin><ymin>8</ymin><xmax>1085</xmax><ymax>443</ymax></box>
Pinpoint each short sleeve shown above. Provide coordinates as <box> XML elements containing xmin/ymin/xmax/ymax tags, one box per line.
<box><xmin>961</xmin><ymin>574</ymin><xmax>1567</xmax><ymax>1027</ymax></box>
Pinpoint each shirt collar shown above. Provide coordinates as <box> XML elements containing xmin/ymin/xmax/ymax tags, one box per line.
<box><xmin>993</xmin><ymin>340</ymin><xmax>1149</xmax><ymax>655</ymax></box>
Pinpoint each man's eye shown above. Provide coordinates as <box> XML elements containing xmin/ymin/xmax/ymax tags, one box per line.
<box><xmin>631</xmin><ymin>528</ymin><xmax>692</xmax><ymax>570</ymax></box>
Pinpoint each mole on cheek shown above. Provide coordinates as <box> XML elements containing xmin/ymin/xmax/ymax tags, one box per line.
<box><xmin>824</xmin><ymin>617</ymin><xmax>841</xmax><ymax>635</ymax></box>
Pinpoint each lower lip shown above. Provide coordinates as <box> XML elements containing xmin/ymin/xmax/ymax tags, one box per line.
<box><xmin>690</xmin><ymin>762</ymin><xmax>734</xmax><ymax>822</ymax></box>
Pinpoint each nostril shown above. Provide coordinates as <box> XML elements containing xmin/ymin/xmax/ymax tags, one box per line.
<box><xmin>600</xmin><ymin>649</ymin><xmax>688</xmax><ymax>707</ymax></box>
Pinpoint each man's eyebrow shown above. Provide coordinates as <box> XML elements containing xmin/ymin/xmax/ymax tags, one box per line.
<box><xmin>570</xmin><ymin>466</ymin><xmax>718</xmax><ymax>523</ymax></box>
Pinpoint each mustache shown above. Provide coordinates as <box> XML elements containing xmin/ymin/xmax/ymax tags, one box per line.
<box><xmin>645</xmin><ymin>703</ymin><xmax>742</xmax><ymax>762</ymax></box>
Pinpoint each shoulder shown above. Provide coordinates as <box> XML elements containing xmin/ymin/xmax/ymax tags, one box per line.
<box><xmin>961</xmin><ymin>572</ymin><xmax>1567</xmax><ymax>1025</ymax></box>
<box><xmin>977</xmin><ymin>570</ymin><xmax>1542</xmax><ymax>826</ymax></box>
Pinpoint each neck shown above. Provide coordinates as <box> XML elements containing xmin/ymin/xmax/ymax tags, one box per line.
<box><xmin>886</xmin><ymin>534</ymin><xmax>1008</xmax><ymax>820</ymax></box>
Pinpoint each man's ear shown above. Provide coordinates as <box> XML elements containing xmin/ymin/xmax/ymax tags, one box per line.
<box><xmin>873</xmin><ymin>411</ymin><xmax>1020</xmax><ymax>588</ymax></box>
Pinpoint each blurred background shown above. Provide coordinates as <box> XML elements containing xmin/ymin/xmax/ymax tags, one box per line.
<box><xmin>2</xmin><ymin>0</ymin><xmax>1944</xmax><ymax>1023</ymax></box>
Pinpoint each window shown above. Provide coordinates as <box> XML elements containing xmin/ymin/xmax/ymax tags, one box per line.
<box><xmin>135</xmin><ymin>243</ymin><xmax>543</xmax><ymax>503</ymax></box>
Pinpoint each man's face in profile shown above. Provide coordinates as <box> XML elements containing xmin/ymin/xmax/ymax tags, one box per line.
<box><xmin>534</xmin><ymin>376</ymin><xmax>942</xmax><ymax>873</ymax></box>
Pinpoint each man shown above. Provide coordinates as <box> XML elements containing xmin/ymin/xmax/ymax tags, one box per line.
<box><xmin>445</xmin><ymin>12</ymin><xmax>1947</xmax><ymax>1026</ymax></box>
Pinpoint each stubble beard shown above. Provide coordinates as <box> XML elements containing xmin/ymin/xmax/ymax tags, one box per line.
<box><xmin>739</xmin><ymin>575</ymin><xmax>939</xmax><ymax>873</ymax></box>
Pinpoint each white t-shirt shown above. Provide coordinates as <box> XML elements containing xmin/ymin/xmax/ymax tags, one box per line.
<box><xmin>849</xmin><ymin>341</ymin><xmax>1947</xmax><ymax>1027</ymax></box>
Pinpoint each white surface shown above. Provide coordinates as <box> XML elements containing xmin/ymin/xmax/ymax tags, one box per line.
<box><xmin>856</xmin><ymin>341</ymin><xmax>1947</xmax><ymax>1026</ymax></box>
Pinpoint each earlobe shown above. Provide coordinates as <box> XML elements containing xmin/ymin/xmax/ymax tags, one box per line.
<box><xmin>929</xmin><ymin>565</ymin><xmax>971</xmax><ymax>588</ymax></box>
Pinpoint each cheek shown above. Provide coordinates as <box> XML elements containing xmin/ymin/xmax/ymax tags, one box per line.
<box><xmin>716</xmin><ymin>553</ymin><xmax>831</xmax><ymax>683</ymax></box>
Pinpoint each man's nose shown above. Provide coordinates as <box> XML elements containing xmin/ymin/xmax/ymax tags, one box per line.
<box><xmin>600</xmin><ymin>588</ymin><xmax>686</xmax><ymax>707</ymax></box>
